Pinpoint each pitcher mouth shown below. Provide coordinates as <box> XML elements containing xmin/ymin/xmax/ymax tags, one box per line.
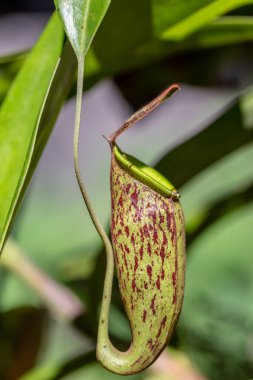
<box><xmin>112</xmin><ymin>144</ymin><xmax>180</xmax><ymax>200</ymax></box>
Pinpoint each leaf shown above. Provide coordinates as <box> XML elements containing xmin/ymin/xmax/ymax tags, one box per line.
<box><xmin>54</xmin><ymin>0</ymin><xmax>111</xmax><ymax>60</ymax></box>
<box><xmin>181</xmin><ymin>141</ymin><xmax>253</xmax><ymax>235</ymax></box>
<box><xmin>188</xmin><ymin>16</ymin><xmax>253</xmax><ymax>48</ymax></box>
<box><xmin>0</xmin><ymin>13</ymin><xmax>66</xmax><ymax>253</ymax></box>
<box><xmin>0</xmin><ymin>55</ymin><xmax>26</xmax><ymax>106</ymax></box>
<box><xmin>91</xmin><ymin>0</ymin><xmax>253</xmax><ymax>74</ymax></box>
<box><xmin>187</xmin><ymin>182</ymin><xmax>253</xmax><ymax>245</ymax></box>
<box><xmin>20</xmin><ymin>40</ymin><xmax>77</xmax><ymax>206</ymax></box>
<box><xmin>155</xmin><ymin>93</ymin><xmax>253</xmax><ymax>188</ymax></box>
<box><xmin>179</xmin><ymin>203</ymin><xmax>253</xmax><ymax>379</ymax></box>
<box><xmin>157</xmin><ymin>0</ymin><xmax>253</xmax><ymax>40</ymax></box>
<box><xmin>0</xmin><ymin>39</ymin><xmax>77</xmax><ymax>310</ymax></box>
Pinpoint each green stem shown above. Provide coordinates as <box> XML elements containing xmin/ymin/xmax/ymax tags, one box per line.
<box><xmin>74</xmin><ymin>62</ymin><xmax>113</xmax><ymax>254</ymax></box>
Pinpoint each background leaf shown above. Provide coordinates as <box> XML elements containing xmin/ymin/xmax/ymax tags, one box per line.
<box><xmin>55</xmin><ymin>0</ymin><xmax>111</xmax><ymax>60</ymax></box>
<box><xmin>156</xmin><ymin>0</ymin><xmax>253</xmax><ymax>39</ymax></box>
<box><xmin>187</xmin><ymin>16</ymin><xmax>253</xmax><ymax>48</ymax></box>
<box><xmin>0</xmin><ymin>13</ymin><xmax>64</xmax><ymax>252</ymax></box>
<box><xmin>155</xmin><ymin>91</ymin><xmax>253</xmax><ymax>187</ymax></box>
<box><xmin>179</xmin><ymin>203</ymin><xmax>253</xmax><ymax>380</ymax></box>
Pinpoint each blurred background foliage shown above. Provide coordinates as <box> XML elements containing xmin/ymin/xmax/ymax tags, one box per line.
<box><xmin>0</xmin><ymin>1</ymin><xmax>253</xmax><ymax>379</ymax></box>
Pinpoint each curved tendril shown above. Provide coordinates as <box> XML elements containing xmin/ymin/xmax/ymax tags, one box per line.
<box><xmin>108</xmin><ymin>84</ymin><xmax>180</xmax><ymax>144</ymax></box>
<box><xmin>73</xmin><ymin>60</ymin><xmax>114</xmax><ymax>352</ymax></box>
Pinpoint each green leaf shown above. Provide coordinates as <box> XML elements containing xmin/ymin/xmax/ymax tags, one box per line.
<box><xmin>179</xmin><ymin>203</ymin><xmax>253</xmax><ymax>379</ymax></box>
<box><xmin>187</xmin><ymin>181</ymin><xmax>253</xmax><ymax>244</ymax></box>
<box><xmin>91</xmin><ymin>0</ymin><xmax>253</xmax><ymax>76</ymax></box>
<box><xmin>188</xmin><ymin>16</ymin><xmax>253</xmax><ymax>48</ymax></box>
<box><xmin>0</xmin><ymin>55</ymin><xmax>26</xmax><ymax>106</ymax></box>
<box><xmin>0</xmin><ymin>39</ymin><xmax>77</xmax><ymax>310</ymax></box>
<box><xmin>157</xmin><ymin>0</ymin><xmax>253</xmax><ymax>40</ymax></box>
<box><xmin>0</xmin><ymin>13</ymin><xmax>66</xmax><ymax>253</ymax></box>
<box><xmin>155</xmin><ymin>92</ymin><xmax>253</xmax><ymax>188</ymax></box>
<box><xmin>54</xmin><ymin>0</ymin><xmax>111</xmax><ymax>60</ymax></box>
<box><xmin>21</xmin><ymin>41</ymin><xmax>77</xmax><ymax>205</ymax></box>
<box><xmin>152</xmin><ymin>0</ymin><xmax>253</xmax><ymax>35</ymax></box>
<box><xmin>181</xmin><ymin>141</ymin><xmax>253</xmax><ymax>239</ymax></box>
